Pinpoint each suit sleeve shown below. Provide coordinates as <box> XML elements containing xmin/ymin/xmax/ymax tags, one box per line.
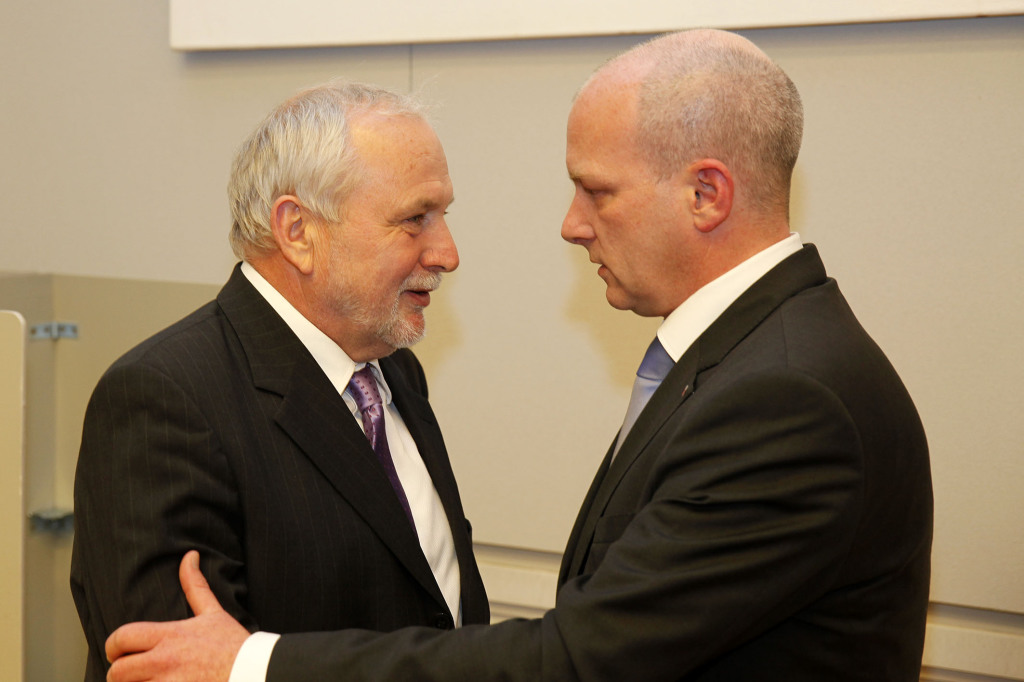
<box><xmin>71</xmin><ymin>359</ymin><xmax>255</xmax><ymax>677</ymax></box>
<box><xmin>266</xmin><ymin>367</ymin><xmax>864</xmax><ymax>681</ymax></box>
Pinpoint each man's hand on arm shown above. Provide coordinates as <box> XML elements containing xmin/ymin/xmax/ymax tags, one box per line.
<box><xmin>106</xmin><ymin>551</ymin><xmax>250</xmax><ymax>682</ymax></box>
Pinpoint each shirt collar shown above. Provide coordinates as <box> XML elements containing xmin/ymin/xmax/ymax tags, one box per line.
<box><xmin>658</xmin><ymin>233</ymin><xmax>803</xmax><ymax>362</ymax></box>
<box><xmin>239</xmin><ymin>261</ymin><xmax>391</xmax><ymax>402</ymax></box>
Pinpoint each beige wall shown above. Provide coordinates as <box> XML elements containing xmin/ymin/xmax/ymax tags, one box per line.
<box><xmin>1</xmin><ymin>2</ymin><xmax>1022</xmax><ymax>679</ymax></box>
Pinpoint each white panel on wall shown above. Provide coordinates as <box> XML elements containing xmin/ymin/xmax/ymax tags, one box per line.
<box><xmin>170</xmin><ymin>0</ymin><xmax>1024</xmax><ymax>50</ymax></box>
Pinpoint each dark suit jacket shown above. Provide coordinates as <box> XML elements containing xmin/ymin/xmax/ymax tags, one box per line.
<box><xmin>70</xmin><ymin>265</ymin><xmax>488</xmax><ymax>681</ymax></box>
<box><xmin>267</xmin><ymin>244</ymin><xmax>932</xmax><ymax>681</ymax></box>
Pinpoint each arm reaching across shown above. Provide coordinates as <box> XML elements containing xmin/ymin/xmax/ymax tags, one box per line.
<box><xmin>106</xmin><ymin>552</ymin><xmax>249</xmax><ymax>682</ymax></box>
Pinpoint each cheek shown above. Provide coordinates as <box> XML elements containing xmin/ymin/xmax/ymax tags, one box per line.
<box><xmin>595</xmin><ymin>209</ymin><xmax>638</xmax><ymax>254</ymax></box>
<box><xmin>368</xmin><ymin>264</ymin><xmax>414</xmax><ymax>300</ymax></box>
<box><xmin>393</xmin><ymin>247</ymin><xmax>426</xmax><ymax>279</ymax></box>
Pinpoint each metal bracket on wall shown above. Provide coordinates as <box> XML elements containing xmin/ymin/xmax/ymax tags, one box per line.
<box><xmin>28</xmin><ymin>508</ymin><xmax>75</xmax><ymax>535</ymax></box>
<box><xmin>29</xmin><ymin>322</ymin><xmax>78</xmax><ymax>341</ymax></box>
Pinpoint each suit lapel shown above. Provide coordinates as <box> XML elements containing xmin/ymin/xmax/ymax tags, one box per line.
<box><xmin>381</xmin><ymin>356</ymin><xmax>470</xmax><ymax>610</ymax></box>
<box><xmin>558</xmin><ymin>443</ymin><xmax>614</xmax><ymax>585</ymax></box>
<box><xmin>273</xmin><ymin>365</ymin><xmax>441</xmax><ymax>577</ymax></box>
<box><xmin>216</xmin><ymin>266</ymin><xmax>444</xmax><ymax>605</ymax></box>
<box><xmin>384</xmin><ymin>355</ymin><xmax>490</xmax><ymax>622</ymax></box>
<box><xmin>561</xmin><ymin>350</ymin><xmax>698</xmax><ymax>581</ymax></box>
<box><xmin>559</xmin><ymin>245</ymin><xmax>829</xmax><ymax>583</ymax></box>
<box><xmin>383</xmin><ymin>357</ymin><xmax>449</xmax><ymax>510</ymax></box>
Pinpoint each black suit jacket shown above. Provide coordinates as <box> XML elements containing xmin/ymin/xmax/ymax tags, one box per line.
<box><xmin>70</xmin><ymin>265</ymin><xmax>488</xmax><ymax>681</ymax></box>
<box><xmin>267</xmin><ymin>245</ymin><xmax>932</xmax><ymax>681</ymax></box>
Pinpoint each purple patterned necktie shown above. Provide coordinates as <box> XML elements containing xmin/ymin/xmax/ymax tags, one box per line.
<box><xmin>348</xmin><ymin>366</ymin><xmax>417</xmax><ymax>534</ymax></box>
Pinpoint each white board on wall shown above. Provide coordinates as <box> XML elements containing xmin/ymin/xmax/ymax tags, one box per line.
<box><xmin>170</xmin><ymin>0</ymin><xmax>1024</xmax><ymax>50</ymax></box>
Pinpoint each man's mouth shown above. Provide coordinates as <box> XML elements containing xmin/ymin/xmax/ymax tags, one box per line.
<box><xmin>404</xmin><ymin>289</ymin><xmax>432</xmax><ymax>307</ymax></box>
<box><xmin>402</xmin><ymin>274</ymin><xmax>442</xmax><ymax>307</ymax></box>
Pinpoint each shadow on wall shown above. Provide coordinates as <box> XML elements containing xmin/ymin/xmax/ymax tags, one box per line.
<box><xmin>562</xmin><ymin>247</ymin><xmax>659</xmax><ymax>391</ymax></box>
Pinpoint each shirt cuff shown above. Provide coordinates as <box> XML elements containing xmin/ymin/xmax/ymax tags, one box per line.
<box><xmin>227</xmin><ymin>631</ymin><xmax>281</xmax><ymax>682</ymax></box>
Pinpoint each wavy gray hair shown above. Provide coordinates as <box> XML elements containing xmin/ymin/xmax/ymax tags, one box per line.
<box><xmin>227</xmin><ymin>80</ymin><xmax>426</xmax><ymax>259</ymax></box>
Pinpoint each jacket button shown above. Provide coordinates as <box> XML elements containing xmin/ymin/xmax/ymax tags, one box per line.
<box><xmin>434</xmin><ymin>613</ymin><xmax>452</xmax><ymax>629</ymax></box>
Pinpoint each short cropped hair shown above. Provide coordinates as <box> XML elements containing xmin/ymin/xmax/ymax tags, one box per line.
<box><xmin>227</xmin><ymin>81</ymin><xmax>426</xmax><ymax>259</ymax></box>
<box><xmin>616</xmin><ymin>30</ymin><xmax>804</xmax><ymax>215</ymax></box>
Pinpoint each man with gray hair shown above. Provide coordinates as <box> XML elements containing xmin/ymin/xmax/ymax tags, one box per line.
<box><xmin>71</xmin><ymin>80</ymin><xmax>489</xmax><ymax>682</ymax></box>
<box><xmin>106</xmin><ymin>28</ymin><xmax>931</xmax><ymax>682</ymax></box>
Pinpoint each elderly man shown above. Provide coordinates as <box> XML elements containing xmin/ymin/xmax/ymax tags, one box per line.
<box><xmin>106</xmin><ymin>28</ymin><xmax>932</xmax><ymax>682</ymax></box>
<box><xmin>71</xmin><ymin>81</ymin><xmax>489</xmax><ymax>682</ymax></box>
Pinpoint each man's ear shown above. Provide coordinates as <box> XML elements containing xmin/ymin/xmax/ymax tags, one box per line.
<box><xmin>688</xmin><ymin>159</ymin><xmax>734</xmax><ymax>233</ymax></box>
<box><xmin>270</xmin><ymin>195</ymin><xmax>317</xmax><ymax>275</ymax></box>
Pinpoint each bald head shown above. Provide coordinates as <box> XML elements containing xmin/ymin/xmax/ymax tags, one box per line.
<box><xmin>578</xmin><ymin>29</ymin><xmax>803</xmax><ymax>219</ymax></box>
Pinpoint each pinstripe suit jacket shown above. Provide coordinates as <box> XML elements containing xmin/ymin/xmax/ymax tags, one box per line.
<box><xmin>70</xmin><ymin>264</ymin><xmax>488</xmax><ymax>682</ymax></box>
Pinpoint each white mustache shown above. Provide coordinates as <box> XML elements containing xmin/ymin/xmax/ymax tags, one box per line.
<box><xmin>403</xmin><ymin>273</ymin><xmax>442</xmax><ymax>293</ymax></box>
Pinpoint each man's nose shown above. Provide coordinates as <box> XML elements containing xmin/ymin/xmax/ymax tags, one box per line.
<box><xmin>561</xmin><ymin>192</ymin><xmax>594</xmax><ymax>245</ymax></box>
<box><xmin>424</xmin><ymin>218</ymin><xmax>460</xmax><ymax>272</ymax></box>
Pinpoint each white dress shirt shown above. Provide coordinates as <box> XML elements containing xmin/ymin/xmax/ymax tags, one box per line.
<box><xmin>657</xmin><ymin>234</ymin><xmax>803</xmax><ymax>362</ymax></box>
<box><xmin>228</xmin><ymin>263</ymin><xmax>462</xmax><ymax>682</ymax></box>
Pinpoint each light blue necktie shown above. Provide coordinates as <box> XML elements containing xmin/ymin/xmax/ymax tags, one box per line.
<box><xmin>614</xmin><ymin>337</ymin><xmax>675</xmax><ymax>456</ymax></box>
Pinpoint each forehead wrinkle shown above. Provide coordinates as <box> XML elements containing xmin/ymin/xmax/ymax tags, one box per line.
<box><xmin>396</xmin><ymin>183</ymin><xmax>454</xmax><ymax>213</ymax></box>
